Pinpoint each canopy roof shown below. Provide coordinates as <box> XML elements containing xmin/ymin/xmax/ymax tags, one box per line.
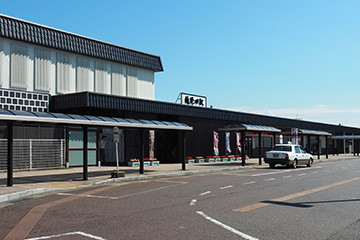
<box><xmin>0</xmin><ymin>110</ymin><xmax>192</xmax><ymax>131</ymax></box>
<box><xmin>332</xmin><ymin>135</ymin><xmax>360</xmax><ymax>139</ymax></box>
<box><xmin>299</xmin><ymin>129</ymin><xmax>331</xmax><ymax>136</ymax></box>
<box><xmin>219</xmin><ymin>124</ymin><xmax>281</xmax><ymax>132</ymax></box>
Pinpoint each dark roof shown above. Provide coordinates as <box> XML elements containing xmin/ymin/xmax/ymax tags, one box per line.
<box><xmin>0</xmin><ymin>14</ymin><xmax>163</xmax><ymax>72</ymax></box>
<box><xmin>50</xmin><ymin>92</ymin><xmax>360</xmax><ymax>135</ymax></box>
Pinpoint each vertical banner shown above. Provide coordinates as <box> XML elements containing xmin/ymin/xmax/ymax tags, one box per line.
<box><xmin>226</xmin><ymin>132</ymin><xmax>231</xmax><ymax>155</ymax></box>
<box><xmin>149</xmin><ymin>130</ymin><xmax>155</xmax><ymax>159</ymax></box>
<box><xmin>236</xmin><ymin>132</ymin><xmax>242</xmax><ymax>154</ymax></box>
<box><xmin>213</xmin><ymin>131</ymin><xmax>219</xmax><ymax>156</ymax></box>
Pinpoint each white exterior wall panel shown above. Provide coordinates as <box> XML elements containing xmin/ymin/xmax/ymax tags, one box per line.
<box><xmin>0</xmin><ymin>37</ymin><xmax>156</xmax><ymax>100</ymax></box>
<box><xmin>137</xmin><ymin>68</ymin><xmax>155</xmax><ymax>100</ymax></box>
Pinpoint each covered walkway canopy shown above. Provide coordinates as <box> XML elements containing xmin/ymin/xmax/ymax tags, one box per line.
<box><xmin>219</xmin><ymin>124</ymin><xmax>281</xmax><ymax>166</ymax></box>
<box><xmin>0</xmin><ymin>110</ymin><xmax>193</xmax><ymax>187</ymax></box>
<box><xmin>298</xmin><ymin>129</ymin><xmax>332</xmax><ymax>160</ymax></box>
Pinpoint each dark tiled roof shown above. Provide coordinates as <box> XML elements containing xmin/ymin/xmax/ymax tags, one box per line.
<box><xmin>0</xmin><ymin>14</ymin><xmax>163</xmax><ymax>72</ymax></box>
<box><xmin>50</xmin><ymin>92</ymin><xmax>360</xmax><ymax>135</ymax></box>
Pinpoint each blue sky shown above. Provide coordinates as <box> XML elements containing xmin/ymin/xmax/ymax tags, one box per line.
<box><xmin>2</xmin><ymin>0</ymin><xmax>360</xmax><ymax>127</ymax></box>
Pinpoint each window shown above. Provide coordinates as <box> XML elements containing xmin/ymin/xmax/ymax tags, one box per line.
<box><xmin>95</xmin><ymin>61</ymin><xmax>109</xmax><ymax>93</ymax></box>
<box><xmin>10</xmin><ymin>42</ymin><xmax>29</xmax><ymax>89</ymax></box>
<box><xmin>34</xmin><ymin>48</ymin><xmax>51</xmax><ymax>92</ymax></box>
<box><xmin>76</xmin><ymin>57</ymin><xmax>91</xmax><ymax>92</ymax></box>
<box><xmin>111</xmin><ymin>64</ymin><xmax>125</xmax><ymax>95</ymax></box>
<box><xmin>56</xmin><ymin>52</ymin><xmax>71</xmax><ymax>93</ymax></box>
<box><xmin>295</xmin><ymin>146</ymin><xmax>301</xmax><ymax>153</ymax></box>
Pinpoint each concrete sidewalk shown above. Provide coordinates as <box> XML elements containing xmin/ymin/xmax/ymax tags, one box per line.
<box><xmin>0</xmin><ymin>154</ymin><xmax>358</xmax><ymax>204</ymax></box>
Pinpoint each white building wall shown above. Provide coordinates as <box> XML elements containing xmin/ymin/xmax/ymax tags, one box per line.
<box><xmin>137</xmin><ymin>68</ymin><xmax>155</xmax><ymax>100</ymax></box>
<box><xmin>0</xmin><ymin>37</ymin><xmax>156</xmax><ymax>100</ymax></box>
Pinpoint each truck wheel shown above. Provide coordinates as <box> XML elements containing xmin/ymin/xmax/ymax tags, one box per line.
<box><xmin>292</xmin><ymin>160</ymin><xmax>297</xmax><ymax>169</ymax></box>
<box><xmin>269</xmin><ymin>164</ymin><xmax>275</xmax><ymax>168</ymax></box>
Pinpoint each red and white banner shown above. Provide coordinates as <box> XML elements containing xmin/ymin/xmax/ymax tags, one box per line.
<box><xmin>213</xmin><ymin>131</ymin><xmax>219</xmax><ymax>156</ymax></box>
<box><xmin>236</xmin><ymin>132</ymin><xmax>241</xmax><ymax>153</ymax></box>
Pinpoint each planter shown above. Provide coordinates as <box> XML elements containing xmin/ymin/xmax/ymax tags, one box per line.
<box><xmin>195</xmin><ymin>158</ymin><xmax>205</xmax><ymax>163</ymax></box>
<box><xmin>206</xmin><ymin>158</ymin><xmax>215</xmax><ymax>163</ymax></box>
<box><xmin>222</xmin><ymin>157</ymin><xmax>229</xmax><ymax>162</ymax></box>
<box><xmin>215</xmin><ymin>157</ymin><xmax>222</xmax><ymax>162</ymax></box>
<box><xmin>144</xmin><ymin>161</ymin><xmax>151</xmax><ymax>167</ymax></box>
<box><xmin>151</xmin><ymin>161</ymin><xmax>160</xmax><ymax>166</ymax></box>
<box><xmin>230</xmin><ymin>157</ymin><xmax>236</xmax><ymax>161</ymax></box>
<box><xmin>236</xmin><ymin>157</ymin><xmax>242</xmax><ymax>161</ymax></box>
<box><xmin>186</xmin><ymin>159</ymin><xmax>195</xmax><ymax>164</ymax></box>
<box><xmin>128</xmin><ymin>162</ymin><xmax>140</xmax><ymax>167</ymax></box>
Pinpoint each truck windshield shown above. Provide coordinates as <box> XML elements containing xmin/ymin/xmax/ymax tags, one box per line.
<box><xmin>273</xmin><ymin>146</ymin><xmax>292</xmax><ymax>152</ymax></box>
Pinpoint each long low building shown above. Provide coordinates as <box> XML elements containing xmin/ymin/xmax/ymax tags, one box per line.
<box><xmin>0</xmin><ymin>14</ymin><xmax>359</xmax><ymax>177</ymax></box>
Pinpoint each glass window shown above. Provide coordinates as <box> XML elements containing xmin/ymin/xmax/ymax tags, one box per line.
<box><xmin>295</xmin><ymin>146</ymin><xmax>301</xmax><ymax>153</ymax></box>
<box><xmin>273</xmin><ymin>146</ymin><xmax>292</xmax><ymax>152</ymax></box>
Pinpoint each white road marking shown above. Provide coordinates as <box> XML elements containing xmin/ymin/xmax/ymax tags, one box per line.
<box><xmin>199</xmin><ymin>191</ymin><xmax>212</xmax><ymax>196</ymax></box>
<box><xmin>190</xmin><ymin>199</ymin><xmax>197</xmax><ymax>206</ymax></box>
<box><xmin>297</xmin><ymin>173</ymin><xmax>306</xmax><ymax>176</ymax></box>
<box><xmin>196</xmin><ymin>211</ymin><xmax>259</xmax><ymax>240</ymax></box>
<box><xmin>26</xmin><ymin>231</ymin><xmax>106</xmax><ymax>240</ymax></box>
<box><xmin>220</xmin><ymin>185</ymin><xmax>233</xmax><ymax>189</ymax></box>
<box><xmin>156</xmin><ymin>180</ymin><xmax>188</xmax><ymax>184</ymax></box>
<box><xmin>282</xmin><ymin>175</ymin><xmax>292</xmax><ymax>178</ymax></box>
<box><xmin>264</xmin><ymin>178</ymin><xmax>275</xmax><ymax>181</ymax></box>
<box><xmin>312</xmin><ymin>171</ymin><xmax>319</xmax><ymax>174</ymax></box>
<box><xmin>243</xmin><ymin>181</ymin><xmax>255</xmax><ymax>185</ymax></box>
<box><xmin>56</xmin><ymin>193</ymin><xmax>75</xmax><ymax>196</ymax></box>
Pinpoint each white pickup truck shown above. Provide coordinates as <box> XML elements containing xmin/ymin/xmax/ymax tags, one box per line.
<box><xmin>264</xmin><ymin>142</ymin><xmax>313</xmax><ymax>168</ymax></box>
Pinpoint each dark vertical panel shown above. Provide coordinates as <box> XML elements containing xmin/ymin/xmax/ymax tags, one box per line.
<box><xmin>317</xmin><ymin>135</ymin><xmax>320</xmax><ymax>160</ymax></box>
<box><xmin>258</xmin><ymin>132</ymin><xmax>262</xmax><ymax>165</ymax></box>
<box><xmin>83</xmin><ymin>126</ymin><xmax>88</xmax><ymax>180</ymax></box>
<box><xmin>325</xmin><ymin>136</ymin><xmax>328</xmax><ymax>159</ymax></box>
<box><xmin>7</xmin><ymin>122</ymin><xmax>13</xmax><ymax>187</ymax></box>
<box><xmin>241</xmin><ymin>131</ymin><xmax>246</xmax><ymax>166</ymax></box>
<box><xmin>139</xmin><ymin>129</ymin><xmax>144</xmax><ymax>174</ymax></box>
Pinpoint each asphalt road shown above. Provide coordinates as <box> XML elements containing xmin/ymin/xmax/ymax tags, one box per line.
<box><xmin>1</xmin><ymin>159</ymin><xmax>360</xmax><ymax>240</ymax></box>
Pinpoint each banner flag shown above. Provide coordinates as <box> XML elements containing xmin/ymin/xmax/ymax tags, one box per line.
<box><xmin>226</xmin><ymin>132</ymin><xmax>231</xmax><ymax>155</ymax></box>
<box><xmin>236</xmin><ymin>132</ymin><xmax>241</xmax><ymax>153</ymax></box>
<box><xmin>213</xmin><ymin>131</ymin><xmax>219</xmax><ymax>156</ymax></box>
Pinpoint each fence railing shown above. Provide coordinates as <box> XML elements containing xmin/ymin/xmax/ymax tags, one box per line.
<box><xmin>0</xmin><ymin>139</ymin><xmax>65</xmax><ymax>171</ymax></box>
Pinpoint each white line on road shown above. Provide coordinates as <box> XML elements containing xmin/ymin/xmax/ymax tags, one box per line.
<box><xmin>282</xmin><ymin>175</ymin><xmax>292</xmax><ymax>178</ymax></box>
<box><xmin>199</xmin><ymin>191</ymin><xmax>212</xmax><ymax>196</ymax></box>
<box><xmin>312</xmin><ymin>171</ymin><xmax>319</xmax><ymax>174</ymax></box>
<box><xmin>243</xmin><ymin>181</ymin><xmax>256</xmax><ymax>185</ymax></box>
<box><xmin>196</xmin><ymin>211</ymin><xmax>259</xmax><ymax>240</ymax></box>
<box><xmin>26</xmin><ymin>231</ymin><xmax>106</xmax><ymax>240</ymax></box>
<box><xmin>220</xmin><ymin>185</ymin><xmax>233</xmax><ymax>189</ymax></box>
<box><xmin>156</xmin><ymin>180</ymin><xmax>188</xmax><ymax>184</ymax></box>
<box><xmin>190</xmin><ymin>199</ymin><xmax>197</xmax><ymax>206</ymax></box>
<box><xmin>57</xmin><ymin>193</ymin><xmax>75</xmax><ymax>196</ymax></box>
<box><xmin>297</xmin><ymin>173</ymin><xmax>306</xmax><ymax>176</ymax></box>
<box><xmin>264</xmin><ymin>178</ymin><xmax>275</xmax><ymax>182</ymax></box>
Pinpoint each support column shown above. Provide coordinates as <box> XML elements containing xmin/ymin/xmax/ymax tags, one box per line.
<box><xmin>7</xmin><ymin>122</ymin><xmax>13</xmax><ymax>187</ymax></box>
<box><xmin>354</xmin><ymin>138</ymin><xmax>356</xmax><ymax>156</ymax></box>
<box><xmin>181</xmin><ymin>131</ymin><xmax>186</xmax><ymax>171</ymax></box>
<box><xmin>83</xmin><ymin>126</ymin><xmax>88</xmax><ymax>181</ymax></box>
<box><xmin>258</xmin><ymin>132</ymin><xmax>262</xmax><ymax>165</ymax></box>
<box><xmin>325</xmin><ymin>136</ymin><xmax>328</xmax><ymax>159</ymax></box>
<box><xmin>317</xmin><ymin>135</ymin><xmax>320</xmax><ymax>160</ymax></box>
<box><xmin>272</xmin><ymin>132</ymin><xmax>276</xmax><ymax>147</ymax></box>
<box><xmin>308</xmin><ymin>135</ymin><xmax>311</xmax><ymax>153</ymax></box>
<box><xmin>139</xmin><ymin>129</ymin><xmax>144</xmax><ymax>174</ymax></box>
<box><xmin>241</xmin><ymin>131</ymin><xmax>246</xmax><ymax>166</ymax></box>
